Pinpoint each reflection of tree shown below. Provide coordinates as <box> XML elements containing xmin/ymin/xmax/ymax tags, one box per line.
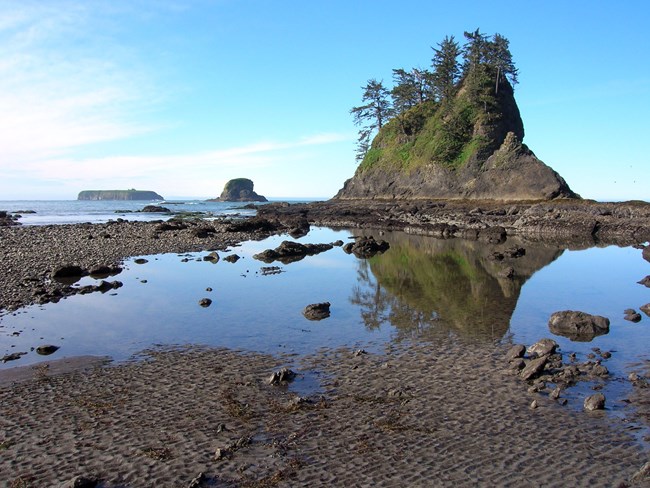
<box><xmin>350</xmin><ymin>232</ymin><xmax>564</xmax><ymax>341</ymax></box>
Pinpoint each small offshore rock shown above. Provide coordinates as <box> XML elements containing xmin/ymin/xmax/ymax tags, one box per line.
<box><xmin>203</xmin><ymin>252</ymin><xmax>220</xmax><ymax>263</ymax></box>
<box><xmin>268</xmin><ymin>367</ymin><xmax>296</xmax><ymax>385</ymax></box>
<box><xmin>36</xmin><ymin>344</ymin><xmax>59</xmax><ymax>356</ymax></box>
<box><xmin>528</xmin><ymin>338</ymin><xmax>558</xmax><ymax>357</ymax></box>
<box><xmin>505</xmin><ymin>344</ymin><xmax>526</xmax><ymax>361</ymax></box>
<box><xmin>134</xmin><ymin>258</ymin><xmax>148</xmax><ymax>265</ymax></box>
<box><xmin>198</xmin><ymin>298</ymin><xmax>212</xmax><ymax>307</ymax></box>
<box><xmin>303</xmin><ymin>302</ymin><xmax>331</xmax><ymax>321</ymax></box>
<box><xmin>2</xmin><ymin>352</ymin><xmax>27</xmax><ymax>363</ymax></box>
<box><xmin>584</xmin><ymin>393</ymin><xmax>606</xmax><ymax>411</ymax></box>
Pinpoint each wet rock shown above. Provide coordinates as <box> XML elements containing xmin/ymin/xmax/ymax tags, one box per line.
<box><xmin>134</xmin><ymin>258</ymin><xmax>148</xmax><ymax>265</ymax></box>
<box><xmin>638</xmin><ymin>275</ymin><xmax>650</xmax><ymax>287</ymax></box>
<box><xmin>549</xmin><ymin>387</ymin><xmax>562</xmax><ymax>400</ymax></box>
<box><xmin>192</xmin><ymin>226</ymin><xmax>216</xmax><ymax>238</ymax></box>
<box><xmin>2</xmin><ymin>352</ymin><xmax>27</xmax><ymax>362</ymax></box>
<box><xmin>199</xmin><ymin>298</ymin><xmax>212</xmax><ymax>307</ymax></box>
<box><xmin>288</xmin><ymin>220</ymin><xmax>310</xmax><ymax>238</ymax></box>
<box><xmin>624</xmin><ymin>309</ymin><xmax>642</xmax><ymax>322</ymax></box>
<box><xmin>254</xmin><ymin>241</ymin><xmax>333</xmax><ymax>264</ymax></box>
<box><xmin>505</xmin><ymin>344</ymin><xmax>526</xmax><ymax>361</ymax></box>
<box><xmin>52</xmin><ymin>265</ymin><xmax>86</xmax><ymax>279</ymax></box>
<box><xmin>88</xmin><ymin>264</ymin><xmax>122</xmax><ymax>276</ymax></box>
<box><xmin>342</xmin><ymin>235</ymin><xmax>390</xmax><ymax>258</ymax></box>
<box><xmin>508</xmin><ymin>358</ymin><xmax>525</xmax><ymax>371</ymax></box>
<box><xmin>187</xmin><ymin>472</ymin><xmax>207</xmax><ymax>488</ymax></box>
<box><xmin>223</xmin><ymin>254</ymin><xmax>240</xmax><ymax>263</ymax></box>
<box><xmin>268</xmin><ymin>367</ymin><xmax>296</xmax><ymax>385</ymax></box>
<box><xmin>520</xmin><ymin>356</ymin><xmax>547</xmax><ymax>381</ymax></box>
<box><xmin>548</xmin><ymin>310</ymin><xmax>610</xmax><ymax>341</ymax></box>
<box><xmin>643</xmin><ymin>246</ymin><xmax>650</xmax><ymax>264</ymax></box>
<box><xmin>141</xmin><ymin>205</ymin><xmax>170</xmax><ymax>213</ymax></box>
<box><xmin>640</xmin><ymin>303</ymin><xmax>650</xmax><ymax>317</ymax></box>
<box><xmin>303</xmin><ymin>302</ymin><xmax>331</xmax><ymax>321</ymax></box>
<box><xmin>36</xmin><ymin>344</ymin><xmax>60</xmax><ymax>355</ymax></box>
<box><xmin>583</xmin><ymin>393</ymin><xmax>605</xmax><ymax>411</ymax></box>
<box><xmin>528</xmin><ymin>338</ymin><xmax>558</xmax><ymax>357</ymax></box>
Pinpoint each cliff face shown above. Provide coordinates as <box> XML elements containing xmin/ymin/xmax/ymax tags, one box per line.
<box><xmin>78</xmin><ymin>190</ymin><xmax>164</xmax><ymax>201</ymax></box>
<box><xmin>211</xmin><ymin>178</ymin><xmax>267</xmax><ymax>202</ymax></box>
<box><xmin>335</xmin><ymin>80</ymin><xmax>577</xmax><ymax>201</ymax></box>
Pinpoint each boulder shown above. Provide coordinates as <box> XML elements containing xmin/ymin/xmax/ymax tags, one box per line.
<box><xmin>624</xmin><ymin>309</ymin><xmax>642</xmax><ymax>322</ymax></box>
<box><xmin>253</xmin><ymin>241</ymin><xmax>333</xmax><ymax>264</ymax></box>
<box><xmin>303</xmin><ymin>302</ymin><xmax>331</xmax><ymax>321</ymax></box>
<box><xmin>51</xmin><ymin>265</ymin><xmax>85</xmax><ymax>279</ymax></box>
<box><xmin>36</xmin><ymin>345</ymin><xmax>60</xmax><ymax>355</ymax></box>
<box><xmin>520</xmin><ymin>356</ymin><xmax>547</xmax><ymax>381</ymax></box>
<box><xmin>342</xmin><ymin>236</ymin><xmax>390</xmax><ymax>258</ymax></box>
<box><xmin>583</xmin><ymin>393</ymin><xmax>605</xmax><ymax>411</ymax></box>
<box><xmin>224</xmin><ymin>254</ymin><xmax>241</xmax><ymax>263</ymax></box>
<box><xmin>505</xmin><ymin>344</ymin><xmax>526</xmax><ymax>362</ymax></box>
<box><xmin>548</xmin><ymin>311</ymin><xmax>610</xmax><ymax>341</ymax></box>
<box><xmin>528</xmin><ymin>338</ymin><xmax>558</xmax><ymax>357</ymax></box>
<box><xmin>141</xmin><ymin>205</ymin><xmax>170</xmax><ymax>213</ymax></box>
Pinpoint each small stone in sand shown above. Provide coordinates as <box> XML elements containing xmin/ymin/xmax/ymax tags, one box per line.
<box><xmin>268</xmin><ymin>367</ymin><xmax>296</xmax><ymax>385</ymax></box>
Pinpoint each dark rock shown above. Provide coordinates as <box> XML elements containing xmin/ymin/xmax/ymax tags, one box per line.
<box><xmin>288</xmin><ymin>220</ymin><xmax>310</xmax><ymax>238</ymax></box>
<box><xmin>520</xmin><ymin>356</ymin><xmax>547</xmax><ymax>381</ymax></box>
<box><xmin>36</xmin><ymin>345</ymin><xmax>60</xmax><ymax>355</ymax></box>
<box><xmin>141</xmin><ymin>205</ymin><xmax>171</xmax><ymax>213</ymax></box>
<box><xmin>225</xmin><ymin>218</ymin><xmax>279</xmax><ymax>233</ymax></box>
<box><xmin>254</xmin><ymin>241</ymin><xmax>333</xmax><ymax>264</ymax></box>
<box><xmin>505</xmin><ymin>344</ymin><xmax>526</xmax><ymax>361</ymax></box>
<box><xmin>583</xmin><ymin>393</ymin><xmax>606</xmax><ymax>411</ymax></box>
<box><xmin>88</xmin><ymin>264</ymin><xmax>122</xmax><ymax>276</ymax></box>
<box><xmin>260</xmin><ymin>266</ymin><xmax>283</xmax><ymax>276</ymax></box>
<box><xmin>303</xmin><ymin>302</ymin><xmax>331</xmax><ymax>321</ymax></box>
<box><xmin>638</xmin><ymin>275</ymin><xmax>650</xmax><ymax>287</ymax></box>
<box><xmin>199</xmin><ymin>298</ymin><xmax>212</xmax><ymax>307</ymax></box>
<box><xmin>643</xmin><ymin>246</ymin><xmax>650</xmax><ymax>264</ymax></box>
<box><xmin>52</xmin><ymin>265</ymin><xmax>85</xmax><ymax>279</ymax></box>
<box><xmin>192</xmin><ymin>226</ymin><xmax>216</xmax><ymax>238</ymax></box>
<box><xmin>210</xmin><ymin>178</ymin><xmax>267</xmax><ymax>202</ymax></box>
<box><xmin>224</xmin><ymin>254</ymin><xmax>241</xmax><ymax>263</ymax></box>
<box><xmin>134</xmin><ymin>258</ymin><xmax>148</xmax><ymax>264</ymax></box>
<box><xmin>203</xmin><ymin>252</ymin><xmax>220</xmax><ymax>263</ymax></box>
<box><xmin>342</xmin><ymin>235</ymin><xmax>390</xmax><ymax>258</ymax></box>
<box><xmin>2</xmin><ymin>352</ymin><xmax>27</xmax><ymax>362</ymax></box>
<box><xmin>548</xmin><ymin>311</ymin><xmax>610</xmax><ymax>341</ymax></box>
<box><xmin>268</xmin><ymin>367</ymin><xmax>296</xmax><ymax>385</ymax></box>
<box><xmin>528</xmin><ymin>338</ymin><xmax>558</xmax><ymax>357</ymax></box>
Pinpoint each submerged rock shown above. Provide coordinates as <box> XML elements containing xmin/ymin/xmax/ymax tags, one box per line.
<box><xmin>548</xmin><ymin>311</ymin><xmax>610</xmax><ymax>341</ymax></box>
<box><xmin>303</xmin><ymin>302</ymin><xmax>331</xmax><ymax>321</ymax></box>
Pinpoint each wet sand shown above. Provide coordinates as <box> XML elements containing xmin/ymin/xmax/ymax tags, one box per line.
<box><xmin>1</xmin><ymin>342</ymin><xmax>648</xmax><ymax>487</ymax></box>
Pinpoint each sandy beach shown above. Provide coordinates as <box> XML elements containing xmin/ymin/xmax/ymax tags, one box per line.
<box><xmin>0</xmin><ymin>341</ymin><xmax>648</xmax><ymax>487</ymax></box>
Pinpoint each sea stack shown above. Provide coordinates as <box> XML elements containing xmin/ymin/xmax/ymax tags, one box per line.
<box><xmin>210</xmin><ymin>178</ymin><xmax>267</xmax><ymax>202</ymax></box>
<box><xmin>337</xmin><ymin>75</ymin><xmax>577</xmax><ymax>201</ymax></box>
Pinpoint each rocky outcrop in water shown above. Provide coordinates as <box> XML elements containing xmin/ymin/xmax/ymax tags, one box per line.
<box><xmin>210</xmin><ymin>178</ymin><xmax>267</xmax><ymax>202</ymax></box>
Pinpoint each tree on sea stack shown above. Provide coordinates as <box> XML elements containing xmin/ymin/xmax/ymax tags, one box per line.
<box><xmin>340</xmin><ymin>30</ymin><xmax>577</xmax><ymax>202</ymax></box>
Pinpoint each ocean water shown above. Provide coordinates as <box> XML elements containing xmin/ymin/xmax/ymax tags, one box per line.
<box><xmin>0</xmin><ymin>199</ymin><xmax>301</xmax><ymax>225</ymax></box>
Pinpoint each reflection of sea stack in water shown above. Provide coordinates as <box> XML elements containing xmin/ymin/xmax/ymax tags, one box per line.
<box><xmin>209</xmin><ymin>178</ymin><xmax>267</xmax><ymax>202</ymax></box>
<box><xmin>353</xmin><ymin>231</ymin><xmax>564</xmax><ymax>339</ymax></box>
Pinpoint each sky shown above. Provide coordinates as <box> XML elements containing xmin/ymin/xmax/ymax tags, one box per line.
<box><xmin>0</xmin><ymin>0</ymin><xmax>648</xmax><ymax>201</ymax></box>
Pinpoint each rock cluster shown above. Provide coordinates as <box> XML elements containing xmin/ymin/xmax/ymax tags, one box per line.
<box><xmin>506</xmin><ymin>337</ymin><xmax>612</xmax><ymax>409</ymax></box>
<box><xmin>253</xmin><ymin>241</ymin><xmax>334</xmax><ymax>264</ymax></box>
<box><xmin>342</xmin><ymin>235</ymin><xmax>390</xmax><ymax>258</ymax></box>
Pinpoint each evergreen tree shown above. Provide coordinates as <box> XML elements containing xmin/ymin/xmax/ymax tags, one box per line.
<box><xmin>488</xmin><ymin>33</ymin><xmax>518</xmax><ymax>93</ymax></box>
<box><xmin>350</xmin><ymin>79</ymin><xmax>393</xmax><ymax>161</ymax></box>
<box><xmin>431</xmin><ymin>35</ymin><xmax>461</xmax><ymax>101</ymax></box>
<box><xmin>391</xmin><ymin>68</ymin><xmax>433</xmax><ymax>114</ymax></box>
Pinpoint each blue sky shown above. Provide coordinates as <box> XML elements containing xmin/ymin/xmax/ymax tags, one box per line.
<box><xmin>0</xmin><ymin>0</ymin><xmax>648</xmax><ymax>201</ymax></box>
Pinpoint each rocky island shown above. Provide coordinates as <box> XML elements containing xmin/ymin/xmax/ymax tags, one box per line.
<box><xmin>208</xmin><ymin>178</ymin><xmax>267</xmax><ymax>202</ymax></box>
<box><xmin>78</xmin><ymin>189</ymin><xmax>164</xmax><ymax>201</ymax></box>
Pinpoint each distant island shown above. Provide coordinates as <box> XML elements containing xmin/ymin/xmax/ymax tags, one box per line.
<box><xmin>78</xmin><ymin>190</ymin><xmax>164</xmax><ymax>201</ymax></box>
<box><xmin>207</xmin><ymin>178</ymin><xmax>267</xmax><ymax>202</ymax></box>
